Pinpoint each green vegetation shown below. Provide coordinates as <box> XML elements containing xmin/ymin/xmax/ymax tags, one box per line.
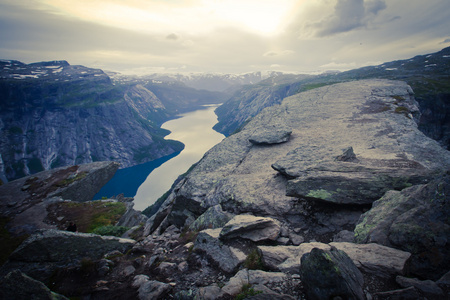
<box><xmin>55</xmin><ymin>171</ymin><xmax>88</xmax><ymax>188</ymax></box>
<box><xmin>56</xmin><ymin>201</ymin><xmax>127</xmax><ymax>233</ymax></box>
<box><xmin>394</xmin><ymin>106</ymin><xmax>410</xmax><ymax>118</ymax></box>
<box><xmin>92</xmin><ymin>225</ymin><xmax>129</xmax><ymax>237</ymax></box>
<box><xmin>307</xmin><ymin>189</ymin><xmax>333</xmax><ymax>200</ymax></box>
<box><xmin>235</xmin><ymin>283</ymin><xmax>262</xmax><ymax>300</ymax></box>
<box><xmin>243</xmin><ymin>248</ymin><xmax>264</xmax><ymax>270</ymax></box>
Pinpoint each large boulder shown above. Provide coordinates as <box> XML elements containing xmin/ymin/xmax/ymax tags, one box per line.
<box><xmin>220</xmin><ymin>215</ymin><xmax>281</xmax><ymax>242</ymax></box>
<box><xmin>300</xmin><ymin>247</ymin><xmax>365</xmax><ymax>300</ymax></box>
<box><xmin>189</xmin><ymin>204</ymin><xmax>234</xmax><ymax>232</ymax></box>
<box><xmin>0</xmin><ymin>229</ymin><xmax>135</xmax><ymax>282</ymax></box>
<box><xmin>330</xmin><ymin>242</ymin><xmax>411</xmax><ymax>278</ymax></box>
<box><xmin>193</xmin><ymin>228</ymin><xmax>246</xmax><ymax>273</ymax></box>
<box><xmin>354</xmin><ymin>173</ymin><xmax>450</xmax><ymax>280</ymax></box>
<box><xmin>0</xmin><ymin>269</ymin><xmax>69</xmax><ymax>300</ymax></box>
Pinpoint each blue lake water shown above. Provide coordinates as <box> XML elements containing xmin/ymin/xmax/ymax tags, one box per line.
<box><xmin>95</xmin><ymin>105</ymin><xmax>224</xmax><ymax>211</ymax></box>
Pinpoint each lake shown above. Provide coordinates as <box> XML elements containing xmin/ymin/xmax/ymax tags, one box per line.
<box><xmin>95</xmin><ymin>105</ymin><xmax>224</xmax><ymax>211</ymax></box>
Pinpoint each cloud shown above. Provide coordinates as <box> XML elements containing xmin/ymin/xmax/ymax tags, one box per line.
<box><xmin>166</xmin><ymin>33</ymin><xmax>179</xmax><ymax>40</ymax></box>
<box><xmin>440</xmin><ymin>38</ymin><xmax>450</xmax><ymax>44</ymax></box>
<box><xmin>306</xmin><ymin>0</ymin><xmax>388</xmax><ymax>37</ymax></box>
<box><xmin>263</xmin><ymin>50</ymin><xmax>294</xmax><ymax>57</ymax></box>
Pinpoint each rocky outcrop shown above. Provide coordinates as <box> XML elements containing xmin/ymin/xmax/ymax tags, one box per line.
<box><xmin>147</xmin><ymin>80</ymin><xmax>450</xmax><ymax>241</ymax></box>
<box><xmin>0</xmin><ymin>161</ymin><xmax>119</xmax><ymax>235</ymax></box>
<box><xmin>300</xmin><ymin>247</ymin><xmax>365</xmax><ymax>300</ymax></box>
<box><xmin>354</xmin><ymin>173</ymin><xmax>450</xmax><ymax>280</ymax></box>
<box><xmin>0</xmin><ymin>229</ymin><xmax>135</xmax><ymax>282</ymax></box>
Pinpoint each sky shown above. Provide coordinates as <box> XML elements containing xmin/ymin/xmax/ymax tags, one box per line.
<box><xmin>0</xmin><ymin>0</ymin><xmax>449</xmax><ymax>75</ymax></box>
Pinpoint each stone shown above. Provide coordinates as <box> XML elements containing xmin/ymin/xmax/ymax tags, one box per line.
<box><xmin>156</xmin><ymin>262</ymin><xmax>178</xmax><ymax>277</ymax></box>
<box><xmin>0</xmin><ymin>269</ymin><xmax>69</xmax><ymax>300</ymax></box>
<box><xmin>288</xmin><ymin>231</ymin><xmax>304</xmax><ymax>245</ymax></box>
<box><xmin>300</xmin><ymin>247</ymin><xmax>365</xmax><ymax>300</ymax></box>
<box><xmin>197</xmin><ymin>285</ymin><xmax>226</xmax><ymax>300</ymax></box>
<box><xmin>354</xmin><ymin>174</ymin><xmax>450</xmax><ymax>280</ymax></box>
<box><xmin>258</xmin><ymin>242</ymin><xmax>331</xmax><ymax>273</ymax></box>
<box><xmin>137</xmin><ymin>280</ymin><xmax>171</xmax><ymax>300</ymax></box>
<box><xmin>373</xmin><ymin>286</ymin><xmax>421</xmax><ymax>300</ymax></box>
<box><xmin>396</xmin><ymin>276</ymin><xmax>444</xmax><ymax>299</ymax></box>
<box><xmin>220</xmin><ymin>215</ymin><xmax>281</xmax><ymax>242</ymax></box>
<box><xmin>122</xmin><ymin>265</ymin><xmax>136</xmax><ymax>277</ymax></box>
<box><xmin>248</xmin><ymin>125</ymin><xmax>292</xmax><ymax>145</ymax></box>
<box><xmin>221</xmin><ymin>269</ymin><xmax>288</xmax><ymax>297</ymax></box>
<box><xmin>132</xmin><ymin>274</ymin><xmax>150</xmax><ymax>288</ymax></box>
<box><xmin>330</xmin><ymin>242</ymin><xmax>411</xmax><ymax>278</ymax></box>
<box><xmin>1</xmin><ymin>229</ymin><xmax>135</xmax><ymax>282</ymax></box>
<box><xmin>437</xmin><ymin>270</ymin><xmax>450</xmax><ymax>288</ymax></box>
<box><xmin>335</xmin><ymin>146</ymin><xmax>359</xmax><ymax>162</ymax></box>
<box><xmin>193</xmin><ymin>228</ymin><xmax>246</xmax><ymax>273</ymax></box>
<box><xmin>333</xmin><ymin>230</ymin><xmax>355</xmax><ymax>242</ymax></box>
<box><xmin>189</xmin><ymin>204</ymin><xmax>234</xmax><ymax>232</ymax></box>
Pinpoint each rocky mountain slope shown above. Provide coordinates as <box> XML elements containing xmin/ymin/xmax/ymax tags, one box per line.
<box><xmin>215</xmin><ymin>47</ymin><xmax>450</xmax><ymax>150</ymax></box>
<box><xmin>1</xmin><ymin>80</ymin><xmax>449</xmax><ymax>299</ymax></box>
<box><xmin>0</xmin><ymin>60</ymin><xmax>187</xmax><ymax>182</ymax></box>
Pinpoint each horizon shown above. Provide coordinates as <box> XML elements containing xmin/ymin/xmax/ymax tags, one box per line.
<box><xmin>1</xmin><ymin>0</ymin><xmax>449</xmax><ymax>75</ymax></box>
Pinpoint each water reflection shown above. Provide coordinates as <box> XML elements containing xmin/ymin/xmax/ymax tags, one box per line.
<box><xmin>133</xmin><ymin>105</ymin><xmax>224</xmax><ymax>210</ymax></box>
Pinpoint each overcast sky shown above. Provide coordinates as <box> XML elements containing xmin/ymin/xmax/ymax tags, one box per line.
<box><xmin>1</xmin><ymin>0</ymin><xmax>449</xmax><ymax>75</ymax></box>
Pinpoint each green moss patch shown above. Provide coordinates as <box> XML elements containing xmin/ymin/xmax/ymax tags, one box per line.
<box><xmin>46</xmin><ymin>201</ymin><xmax>127</xmax><ymax>233</ymax></box>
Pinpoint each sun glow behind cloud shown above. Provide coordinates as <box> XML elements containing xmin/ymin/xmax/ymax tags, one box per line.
<box><xmin>39</xmin><ymin>0</ymin><xmax>300</xmax><ymax>36</ymax></box>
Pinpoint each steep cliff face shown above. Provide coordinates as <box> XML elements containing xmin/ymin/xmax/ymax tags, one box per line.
<box><xmin>0</xmin><ymin>60</ymin><xmax>183</xmax><ymax>182</ymax></box>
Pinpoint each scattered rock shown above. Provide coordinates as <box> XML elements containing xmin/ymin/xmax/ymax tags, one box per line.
<box><xmin>220</xmin><ymin>215</ymin><xmax>281</xmax><ymax>242</ymax></box>
<box><xmin>300</xmin><ymin>247</ymin><xmax>365</xmax><ymax>300</ymax></box>
<box><xmin>137</xmin><ymin>280</ymin><xmax>171</xmax><ymax>300</ymax></box>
